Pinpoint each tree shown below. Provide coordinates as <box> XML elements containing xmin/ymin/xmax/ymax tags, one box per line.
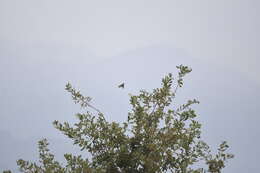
<box><xmin>4</xmin><ymin>65</ymin><xmax>233</xmax><ymax>173</ymax></box>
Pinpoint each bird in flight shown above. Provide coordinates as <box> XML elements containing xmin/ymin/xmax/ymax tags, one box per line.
<box><xmin>118</xmin><ymin>83</ymin><xmax>125</xmax><ymax>89</ymax></box>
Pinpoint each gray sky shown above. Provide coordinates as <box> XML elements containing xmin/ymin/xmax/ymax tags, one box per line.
<box><xmin>0</xmin><ymin>0</ymin><xmax>259</xmax><ymax>172</ymax></box>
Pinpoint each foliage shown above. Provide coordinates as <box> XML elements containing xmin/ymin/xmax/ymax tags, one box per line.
<box><xmin>4</xmin><ymin>65</ymin><xmax>233</xmax><ymax>173</ymax></box>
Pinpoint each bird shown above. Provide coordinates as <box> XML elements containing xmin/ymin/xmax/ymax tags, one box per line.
<box><xmin>118</xmin><ymin>83</ymin><xmax>125</xmax><ymax>89</ymax></box>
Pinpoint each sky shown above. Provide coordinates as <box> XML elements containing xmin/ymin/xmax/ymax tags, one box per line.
<box><xmin>0</xmin><ymin>0</ymin><xmax>259</xmax><ymax>172</ymax></box>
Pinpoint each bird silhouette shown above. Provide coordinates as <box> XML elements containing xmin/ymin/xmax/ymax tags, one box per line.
<box><xmin>118</xmin><ymin>83</ymin><xmax>125</xmax><ymax>89</ymax></box>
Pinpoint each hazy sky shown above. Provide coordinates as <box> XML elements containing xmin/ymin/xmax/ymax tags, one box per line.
<box><xmin>0</xmin><ymin>0</ymin><xmax>259</xmax><ymax>172</ymax></box>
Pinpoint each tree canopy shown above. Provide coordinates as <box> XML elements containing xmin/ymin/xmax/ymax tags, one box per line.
<box><xmin>4</xmin><ymin>65</ymin><xmax>233</xmax><ymax>173</ymax></box>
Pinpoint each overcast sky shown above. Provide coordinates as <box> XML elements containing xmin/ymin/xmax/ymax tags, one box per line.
<box><xmin>0</xmin><ymin>0</ymin><xmax>259</xmax><ymax>172</ymax></box>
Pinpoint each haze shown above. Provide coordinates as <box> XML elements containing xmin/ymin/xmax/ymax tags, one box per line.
<box><xmin>0</xmin><ymin>0</ymin><xmax>259</xmax><ymax>172</ymax></box>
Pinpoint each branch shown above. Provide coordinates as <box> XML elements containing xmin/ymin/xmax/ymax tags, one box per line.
<box><xmin>65</xmin><ymin>83</ymin><xmax>103</xmax><ymax>115</ymax></box>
